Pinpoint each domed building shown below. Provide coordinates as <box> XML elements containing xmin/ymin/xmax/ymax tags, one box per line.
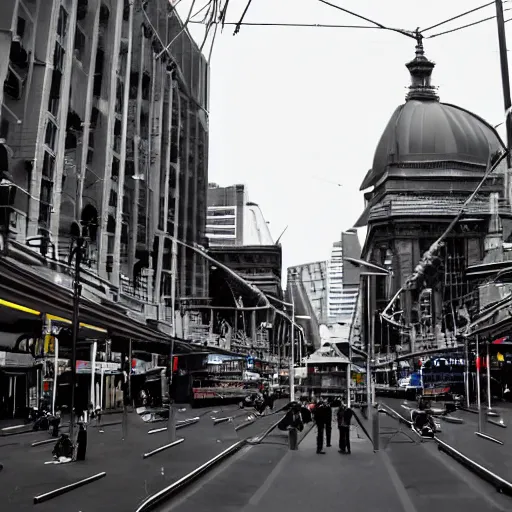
<box><xmin>353</xmin><ymin>41</ymin><xmax>510</xmax><ymax>357</ymax></box>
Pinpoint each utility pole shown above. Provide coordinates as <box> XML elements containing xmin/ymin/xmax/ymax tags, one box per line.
<box><xmin>495</xmin><ymin>0</ymin><xmax>512</xmax><ymax>204</ymax></box>
<box><xmin>69</xmin><ymin>224</ymin><xmax>85</xmax><ymax>448</ymax></box>
<box><xmin>290</xmin><ymin>297</ymin><xmax>295</xmax><ymax>403</ymax></box>
<box><xmin>167</xmin><ymin>76</ymin><xmax>181</xmax><ymax>443</ymax></box>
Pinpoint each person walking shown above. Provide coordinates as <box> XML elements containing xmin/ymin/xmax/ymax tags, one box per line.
<box><xmin>325</xmin><ymin>400</ymin><xmax>332</xmax><ymax>448</ymax></box>
<box><xmin>337</xmin><ymin>402</ymin><xmax>354</xmax><ymax>454</ymax></box>
<box><xmin>313</xmin><ymin>399</ymin><xmax>329</xmax><ymax>454</ymax></box>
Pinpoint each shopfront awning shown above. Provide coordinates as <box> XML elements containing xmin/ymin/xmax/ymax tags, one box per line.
<box><xmin>0</xmin><ymin>256</ymin><xmax>172</xmax><ymax>346</ymax></box>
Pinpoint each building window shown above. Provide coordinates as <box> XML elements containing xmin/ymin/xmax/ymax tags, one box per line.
<box><xmin>206</xmin><ymin>218</ymin><xmax>235</xmax><ymax>226</ymax></box>
<box><xmin>57</xmin><ymin>6</ymin><xmax>68</xmax><ymax>38</ymax></box>
<box><xmin>54</xmin><ymin>43</ymin><xmax>65</xmax><ymax>71</ymax></box>
<box><xmin>207</xmin><ymin>207</ymin><xmax>235</xmax><ymax>217</ymax></box>
<box><xmin>40</xmin><ymin>180</ymin><xmax>53</xmax><ymax>204</ymax></box>
<box><xmin>109</xmin><ymin>189</ymin><xmax>118</xmax><ymax>207</ymax></box>
<box><xmin>45</xmin><ymin>120</ymin><xmax>58</xmax><ymax>151</ymax></box>
<box><xmin>74</xmin><ymin>27</ymin><xmax>86</xmax><ymax>62</ymax></box>
<box><xmin>207</xmin><ymin>228</ymin><xmax>236</xmax><ymax>237</ymax></box>
<box><xmin>42</xmin><ymin>151</ymin><xmax>55</xmax><ymax>180</ymax></box>
<box><xmin>111</xmin><ymin>156</ymin><xmax>120</xmax><ymax>179</ymax></box>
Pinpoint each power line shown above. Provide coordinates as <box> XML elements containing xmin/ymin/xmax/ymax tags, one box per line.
<box><xmin>421</xmin><ymin>1</ymin><xmax>495</xmax><ymax>33</ymax></box>
<box><xmin>316</xmin><ymin>0</ymin><xmax>387</xmax><ymax>29</ymax></box>
<box><xmin>427</xmin><ymin>12</ymin><xmax>512</xmax><ymax>39</ymax></box>
<box><xmin>316</xmin><ymin>0</ymin><xmax>417</xmax><ymax>40</ymax></box>
<box><xmin>234</xmin><ymin>0</ymin><xmax>254</xmax><ymax>35</ymax></box>
<box><xmin>191</xmin><ymin>0</ymin><xmax>213</xmax><ymax>21</ymax></box>
<box><xmin>189</xmin><ymin>20</ymin><xmax>383</xmax><ymax>29</ymax></box>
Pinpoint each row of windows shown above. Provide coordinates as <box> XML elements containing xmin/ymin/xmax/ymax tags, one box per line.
<box><xmin>206</xmin><ymin>229</ymin><xmax>236</xmax><ymax>237</ymax></box>
<box><xmin>206</xmin><ymin>218</ymin><xmax>236</xmax><ymax>226</ymax></box>
<box><xmin>207</xmin><ymin>207</ymin><xmax>236</xmax><ymax>217</ymax></box>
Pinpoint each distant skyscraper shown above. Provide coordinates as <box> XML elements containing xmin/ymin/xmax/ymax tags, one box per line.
<box><xmin>206</xmin><ymin>183</ymin><xmax>273</xmax><ymax>247</ymax></box>
<box><xmin>328</xmin><ymin>229</ymin><xmax>362</xmax><ymax>322</ymax></box>
<box><xmin>287</xmin><ymin>261</ymin><xmax>328</xmax><ymax>324</ymax></box>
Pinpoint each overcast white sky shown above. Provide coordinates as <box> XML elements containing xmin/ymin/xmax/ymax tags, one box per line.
<box><xmin>176</xmin><ymin>0</ymin><xmax>509</xmax><ymax>278</ymax></box>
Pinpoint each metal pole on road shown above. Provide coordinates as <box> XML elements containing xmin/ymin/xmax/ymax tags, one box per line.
<box><xmin>495</xmin><ymin>0</ymin><xmax>512</xmax><ymax>204</ymax></box>
<box><xmin>486</xmin><ymin>341</ymin><xmax>492</xmax><ymax>412</ymax></box>
<box><xmin>464</xmin><ymin>338</ymin><xmax>470</xmax><ymax>409</ymax></box>
<box><xmin>366</xmin><ymin>275</ymin><xmax>372</xmax><ymax>420</ymax></box>
<box><xmin>290</xmin><ymin>299</ymin><xmax>295</xmax><ymax>403</ymax></box>
<box><xmin>69</xmin><ymin>235</ymin><xmax>83</xmax><ymax>448</ymax></box>
<box><xmin>476</xmin><ymin>336</ymin><xmax>484</xmax><ymax>433</ymax></box>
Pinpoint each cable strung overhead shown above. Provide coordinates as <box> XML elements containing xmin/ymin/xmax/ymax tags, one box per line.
<box><xmin>189</xmin><ymin>20</ymin><xmax>386</xmax><ymax>29</ymax></box>
<box><xmin>420</xmin><ymin>1</ymin><xmax>496</xmax><ymax>33</ymax></box>
<box><xmin>234</xmin><ymin>0</ymin><xmax>254</xmax><ymax>35</ymax></box>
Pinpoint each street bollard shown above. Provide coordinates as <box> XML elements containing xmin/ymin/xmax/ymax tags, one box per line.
<box><xmin>288</xmin><ymin>427</ymin><xmax>298</xmax><ymax>450</ymax></box>
<box><xmin>75</xmin><ymin>422</ymin><xmax>87</xmax><ymax>460</ymax></box>
<box><xmin>122</xmin><ymin>406</ymin><xmax>128</xmax><ymax>440</ymax></box>
<box><xmin>167</xmin><ymin>403</ymin><xmax>177</xmax><ymax>443</ymax></box>
<box><xmin>372</xmin><ymin>404</ymin><xmax>380</xmax><ymax>452</ymax></box>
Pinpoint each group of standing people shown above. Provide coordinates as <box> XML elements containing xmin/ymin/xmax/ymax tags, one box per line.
<box><xmin>312</xmin><ymin>398</ymin><xmax>354</xmax><ymax>455</ymax></box>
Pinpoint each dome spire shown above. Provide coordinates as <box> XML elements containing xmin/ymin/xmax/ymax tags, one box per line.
<box><xmin>405</xmin><ymin>29</ymin><xmax>439</xmax><ymax>102</ymax></box>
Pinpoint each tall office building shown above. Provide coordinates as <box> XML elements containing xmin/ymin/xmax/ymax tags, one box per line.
<box><xmin>327</xmin><ymin>229</ymin><xmax>362</xmax><ymax>322</ymax></box>
<box><xmin>206</xmin><ymin>183</ymin><xmax>273</xmax><ymax>247</ymax></box>
<box><xmin>0</xmin><ymin>0</ymin><xmax>209</xmax><ymax>301</ymax></box>
<box><xmin>287</xmin><ymin>261</ymin><xmax>328</xmax><ymax>324</ymax></box>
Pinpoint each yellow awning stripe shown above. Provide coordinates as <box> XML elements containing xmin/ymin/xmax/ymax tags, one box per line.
<box><xmin>0</xmin><ymin>298</ymin><xmax>40</xmax><ymax>316</ymax></box>
<box><xmin>46</xmin><ymin>314</ymin><xmax>107</xmax><ymax>334</ymax></box>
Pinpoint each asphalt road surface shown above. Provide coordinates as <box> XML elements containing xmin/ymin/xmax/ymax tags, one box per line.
<box><xmin>157</xmin><ymin>412</ymin><xmax>512</xmax><ymax>512</ymax></box>
<box><xmin>0</xmin><ymin>404</ymin><xmax>286</xmax><ymax>512</ymax></box>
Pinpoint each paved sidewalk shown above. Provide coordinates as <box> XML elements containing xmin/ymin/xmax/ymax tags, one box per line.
<box><xmin>383</xmin><ymin>398</ymin><xmax>512</xmax><ymax>485</ymax></box>
<box><xmin>240</xmin><ymin>426</ymin><xmax>410</xmax><ymax>512</ymax></box>
<box><xmin>162</xmin><ymin>411</ymin><xmax>510</xmax><ymax>512</ymax></box>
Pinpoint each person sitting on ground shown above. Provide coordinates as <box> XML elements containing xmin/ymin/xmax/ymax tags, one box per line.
<box><xmin>52</xmin><ymin>433</ymin><xmax>74</xmax><ymax>460</ymax></box>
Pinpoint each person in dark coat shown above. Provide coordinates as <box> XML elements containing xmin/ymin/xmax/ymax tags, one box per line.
<box><xmin>337</xmin><ymin>403</ymin><xmax>354</xmax><ymax>454</ymax></box>
<box><xmin>325</xmin><ymin>401</ymin><xmax>332</xmax><ymax>448</ymax></box>
<box><xmin>313</xmin><ymin>399</ymin><xmax>330</xmax><ymax>454</ymax></box>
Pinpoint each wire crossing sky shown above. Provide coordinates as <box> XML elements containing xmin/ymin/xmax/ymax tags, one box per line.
<box><xmin>176</xmin><ymin>0</ymin><xmax>512</xmax><ymax>279</ymax></box>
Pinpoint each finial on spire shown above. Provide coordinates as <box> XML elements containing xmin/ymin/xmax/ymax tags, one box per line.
<box><xmin>405</xmin><ymin>29</ymin><xmax>439</xmax><ymax>102</ymax></box>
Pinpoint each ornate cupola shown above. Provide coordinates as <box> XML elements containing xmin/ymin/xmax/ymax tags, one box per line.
<box><xmin>405</xmin><ymin>36</ymin><xmax>439</xmax><ymax>102</ymax></box>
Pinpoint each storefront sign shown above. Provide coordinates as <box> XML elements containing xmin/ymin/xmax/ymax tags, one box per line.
<box><xmin>207</xmin><ymin>354</ymin><xmax>241</xmax><ymax>365</ymax></box>
<box><xmin>0</xmin><ymin>351</ymin><xmax>34</xmax><ymax>367</ymax></box>
<box><xmin>76</xmin><ymin>360</ymin><xmax>121</xmax><ymax>374</ymax></box>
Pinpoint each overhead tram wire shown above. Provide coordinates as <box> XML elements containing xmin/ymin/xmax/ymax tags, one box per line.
<box><xmin>420</xmin><ymin>1</ymin><xmax>497</xmax><ymax>33</ymax></box>
<box><xmin>189</xmin><ymin>20</ymin><xmax>384</xmax><ymax>30</ymax></box>
<box><xmin>426</xmin><ymin>10</ymin><xmax>512</xmax><ymax>39</ymax></box>
<box><xmin>191</xmin><ymin>0</ymin><xmax>214</xmax><ymax>21</ymax></box>
<box><xmin>316</xmin><ymin>0</ymin><xmax>417</xmax><ymax>40</ymax></box>
<box><xmin>198</xmin><ymin>0</ymin><xmax>219</xmax><ymax>51</ymax></box>
<box><xmin>234</xmin><ymin>0</ymin><xmax>254</xmax><ymax>35</ymax></box>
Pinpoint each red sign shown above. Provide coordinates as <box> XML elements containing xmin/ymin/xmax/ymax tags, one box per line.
<box><xmin>172</xmin><ymin>356</ymin><xmax>178</xmax><ymax>372</ymax></box>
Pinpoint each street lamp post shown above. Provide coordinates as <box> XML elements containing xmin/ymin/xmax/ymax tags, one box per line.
<box><xmin>344</xmin><ymin>258</ymin><xmax>391</xmax><ymax>415</ymax></box>
<box><xmin>68</xmin><ymin>221</ymin><xmax>89</xmax><ymax>449</ymax></box>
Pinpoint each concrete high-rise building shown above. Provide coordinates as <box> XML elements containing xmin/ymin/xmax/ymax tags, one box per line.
<box><xmin>287</xmin><ymin>261</ymin><xmax>328</xmax><ymax>324</ymax></box>
<box><xmin>328</xmin><ymin>229</ymin><xmax>362</xmax><ymax>322</ymax></box>
<box><xmin>206</xmin><ymin>183</ymin><xmax>273</xmax><ymax>247</ymax></box>
<box><xmin>0</xmin><ymin>0</ymin><xmax>209</xmax><ymax>302</ymax></box>
<box><xmin>0</xmin><ymin>0</ymin><xmax>211</xmax><ymax>416</ymax></box>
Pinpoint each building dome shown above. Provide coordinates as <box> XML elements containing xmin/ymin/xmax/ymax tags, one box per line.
<box><xmin>360</xmin><ymin>41</ymin><xmax>505</xmax><ymax>191</ymax></box>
